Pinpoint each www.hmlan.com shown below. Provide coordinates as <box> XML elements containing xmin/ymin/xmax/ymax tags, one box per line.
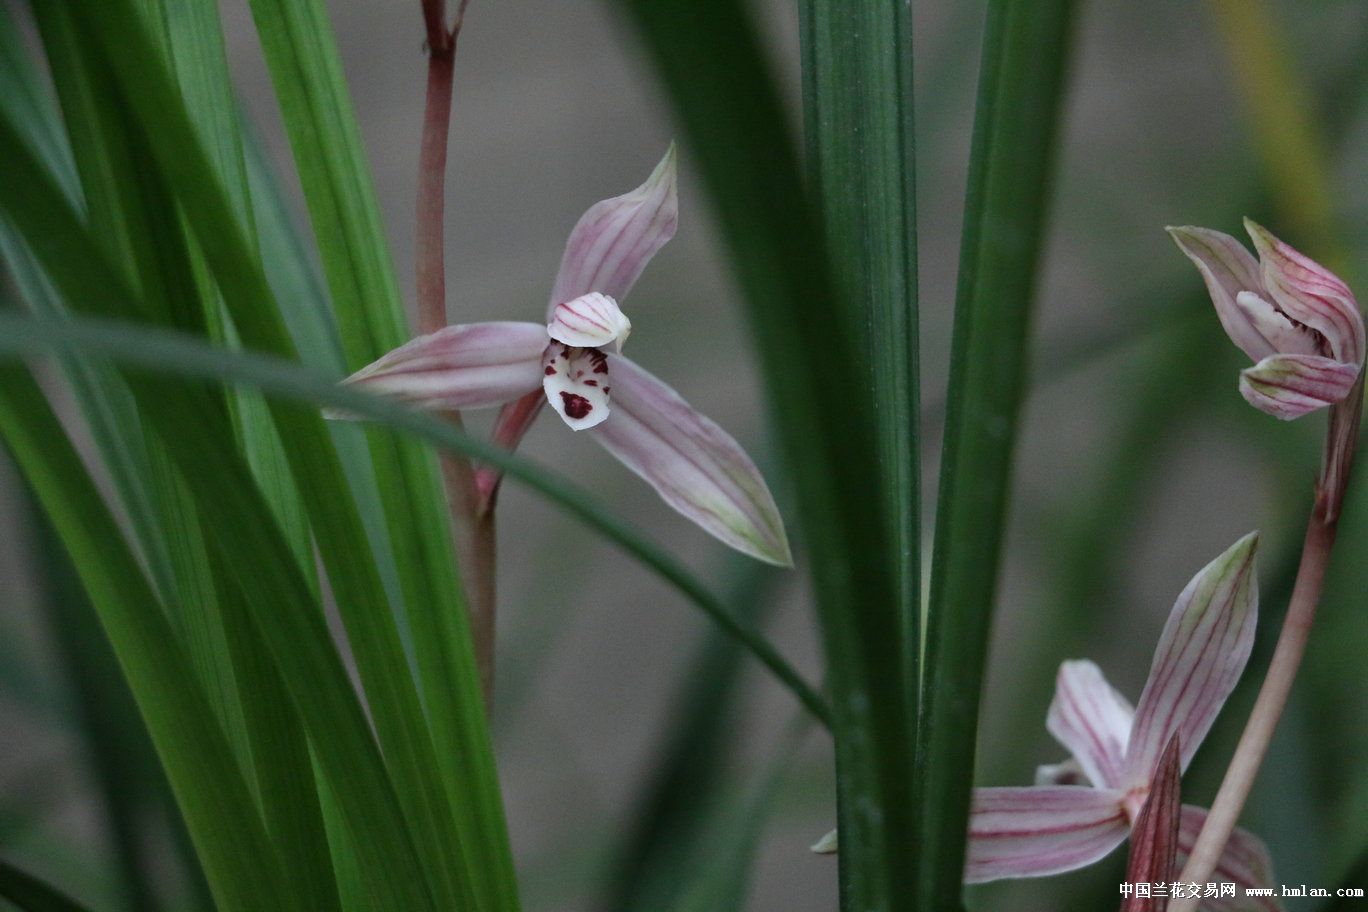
<box><xmin>1120</xmin><ymin>883</ymin><xmax>1366</xmax><ymax>900</ymax></box>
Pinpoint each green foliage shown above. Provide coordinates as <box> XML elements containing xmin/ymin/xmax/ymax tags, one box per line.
<box><xmin>2</xmin><ymin>0</ymin><xmax>1365</xmax><ymax>910</ymax></box>
<box><xmin>920</xmin><ymin>0</ymin><xmax>1077</xmax><ymax>907</ymax></box>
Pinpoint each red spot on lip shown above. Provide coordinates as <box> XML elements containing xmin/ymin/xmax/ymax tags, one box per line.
<box><xmin>584</xmin><ymin>379</ymin><xmax>599</xmax><ymax>387</ymax></box>
<box><xmin>560</xmin><ymin>392</ymin><xmax>593</xmax><ymax>420</ymax></box>
<box><xmin>544</xmin><ymin>365</ymin><xmax>556</xmax><ymax>375</ymax></box>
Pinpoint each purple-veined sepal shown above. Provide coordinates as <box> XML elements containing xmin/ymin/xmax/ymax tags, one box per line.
<box><xmin>589</xmin><ymin>355</ymin><xmax>792</xmax><ymax>565</ymax></box>
<box><xmin>548</xmin><ymin>145</ymin><xmax>678</xmax><ymax>314</ymax></box>
<box><xmin>328</xmin><ymin>321</ymin><xmax>547</xmax><ymax>417</ymax></box>
<box><xmin>1046</xmin><ymin>659</ymin><xmax>1135</xmax><ymax>790</ymax></box>
<box><xmin>965</xmin><ymin>786</ymin><xmax>1130</xmax><ymax>883</ymax></box>
<box><xmin>1168</xmin><ymin>226</ymin><xmax>1274</xmax><ymax>362</ymax></box>
<box><xmin>1244</xmin><ymin>219</ymin><xmax>1364</xmax><ymax>366</ymax></box>
<box><xmin>1240</xmin><ymin>353</ymin><xmax>1360</xmax><ymax>420</ymax></box>
<box><xmin>1124</xmin><ymin>533</ymin><xmax>1258</xmax><ymax>785</ymax></box>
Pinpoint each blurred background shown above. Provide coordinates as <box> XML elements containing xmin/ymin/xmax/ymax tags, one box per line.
<box><xmin>3</xmin><ymin>0</ymin><xmax>1367</xmax><ymax>909</ymax></box>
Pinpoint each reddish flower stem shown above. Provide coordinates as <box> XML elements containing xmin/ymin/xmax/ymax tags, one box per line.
<box><xmin>1171</xmin><ymin>387</ymin><xmax>1359</xmax><ymax>907</ymax></box>
<box><xmin>417</xmin><ymin>0</ymin><xmax>496</xmax><ymax>703</ymax></box>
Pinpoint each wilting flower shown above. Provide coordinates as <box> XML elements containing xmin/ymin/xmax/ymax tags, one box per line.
<box><xmin>1168</xmin><ymin>220</ymin><xmax>1365</xmax><ymax>420</ymax></box>
<box><xmin>814</xmin><ymin>534</ymin><xmax>1280</xmax><ymax>911</ymax></box>
<box><xmin>330</xmin><ymin>146</ymin><xmax>791</xmax><ymax>565</ymax></box>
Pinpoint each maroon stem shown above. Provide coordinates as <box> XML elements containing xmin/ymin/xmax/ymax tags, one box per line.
<box><xmin>417</xmin><ymin>0</ymin><xmax>496</xmax><ymax>703</ymax></box>
<box><xmin>1170</xmin><ymin>388</ymin><xmax>1358</xmax><ymax>908</ymax></box>
<box><xmin>1170</xmin><ymin>510</ymin><xmax>1334</xmax><ymax>908</ymax></box>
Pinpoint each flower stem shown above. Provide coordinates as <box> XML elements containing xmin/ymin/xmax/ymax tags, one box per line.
<box><xmin>1170</xmin><ymin>499</ymin><xmax>1337</xmax><ymax>905</ymax></box>
<box><xmin>418</xmin><ymin>0</ymin><xmax>495</xmax><ymax>702</ymax></box>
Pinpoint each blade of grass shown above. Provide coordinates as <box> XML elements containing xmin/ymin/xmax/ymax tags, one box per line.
<box><xmin>919</xmin><ymin>0</ymin><xmax>1077</xmax><ymax>905</ymax></box>
<box><xmin>24</xmin><ymin>487</ymin><xmax>171</xmax><ymax>912</ymax></box>
<box><xmin>241</xmin><ymin>110</ymin><xmax>408</xmax><ymax>618</ymax></box>
<box><xmin>28</xmin><ymin>11</ymin><xmax>342</xmax><ymax>907</ymax></box>
<box><xmin>799</xmin><ymin>0</ymin><xmax>921</xmax><ymax>731</ymax></box>
<box><xmin>0</xmin><ymin>368</ymin><xmax>290</xmax><ymax>912</ymax></box>
<box><xmin>242</xmin><ymin>2</ymin><xmax>515</xmax><ymax>902</ymax></box>
<box><xmin>28</xmin><ymin>10</ymin><xmax>267</xmax><ymax>827</ymax></box>
<box><xmin>0</xmin><ymin>106</ymin><xmax>449</xmax><ymax>911</ymax></box>
<box><xmin>152</xmin><ymin>6</ymin><xmax>342</xmax><ymax>906</ymax></box>
<box><xmin>608</xmin><ymin>0</ymin><xmax>909</xmax><ymax>908</ymax></box>
<box><xmin>0</xmin><ymin>308</ymin><xmax>832</xmax><ymax>725</ymax></box>
<box><xmin>45</xmin><ymin>0</ymin><xmax>491</xmax><ymax>898</ymax></box>
<box><xmin>0</xmin><ymin>856</ymin><xmax>97</xmax><ymax>912</ymax></box>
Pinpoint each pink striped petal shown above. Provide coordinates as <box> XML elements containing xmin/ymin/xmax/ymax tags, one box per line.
<box><xmin>543</xmin><ymin>343</ymin><xmax>612</xmax><ymax>431</ymax></box>
<box><xmin>332</xmin><ymin>322</ymin><xmax>546</xmax><ymax>415</ymax></box>
<box><xmin>548</xmin><ymin>292</ymin><xmax>632</xmax><ymax>351</ymax></box>
<box><xmin>1245</xmin><ymin>219</ymin><xmax>1364</xmax><ymax>367</ymax></box>
<box><xmin>548</xmin><ymin>145</ymin><xmax>678</xmax><ymax>315</ymax></box>
<box><xmin>589</xmin><ymin>355</ymin><xmax>791</xmax><ymax>565</ymax></box>
<box><xmin>1178</xmin><ymin>805</ymin><xmax>1282</xmax><ymax>912</ymax></box>
<box><xmin>1124</xmin><ymin>534</ymin><xmax>1259</xmax><ymax>785</ymax></box>
<box><xmin>965</xmin><ymin>786</ymin><xmax>1129</xmax><ymax>883</ymax></box>
<box><xmin>1046</xmin><ymin>660</ymin><xmax>1135</xmax><ymax>790</ymax></box>
<box><xmin>1168</xmin><ymin>226</ymin><xmax>1276</xmax><ymax>362</ymax></box>
<box><xmin>1239</xmin><ymin>353</ymin><xmax>1360</xmax><ymax>420</ymax></box>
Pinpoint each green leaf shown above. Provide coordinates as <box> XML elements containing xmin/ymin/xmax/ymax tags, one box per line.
<box><xmin>608</xmin><ymin>0</ymin><xmax>908</xmax><ymax>908</ymax></box>
<box><xmin>0</xmin><ymin>308</ymin><xmax>830</xmax><ymax>725</ymax></box>
<box><xmin>241</xmin><ymin>3</ymin><xmax>517</xmax><ymax>904</ymax></box>
<box><xmin>0</xmin><ymin>368</ymin><xmax>290</xmax><ymax>912</ymax></box>
<box><xmin>0</xmin><ymin>856</ymin><xmax>97</xmax><ymax>912</ymax></box>
<box><xmin>0</xmin><ymin>102</ymin><xmax>444</xmax><ymax>911</ymax></box>
<box><xmin>23</xmin><ymin>486</ymin><xmax>174</xmax><ymax>912</ymax></box>
<box><xmin>919</xmin><ymin>0</ymin><xmax>1078</xmax><ymax>905</ymax></box>
<box><xmin>797</xmin><ymin>0</ymin><xmax>922</xmax><ymax>900</ymax></box>
<box><xmin>800</xmin><ymin>0</ymin><xmax>921</xmax><ymax>691</ymax></box>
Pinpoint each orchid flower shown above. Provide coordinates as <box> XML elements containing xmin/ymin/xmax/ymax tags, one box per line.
<box><xmin>329</xmin><ymin>146</ymin><xmax>791</xmax><ymax>565</ymax></box>
<box><xmin>814</xmin><ymin>534</ymin><xmax>1281</xmax><ymax>911</ymax></box>
<box><xmin>1168</xmin><ymin>220</ymin><xmax>1365</xmax><ymax>420</ymax></box>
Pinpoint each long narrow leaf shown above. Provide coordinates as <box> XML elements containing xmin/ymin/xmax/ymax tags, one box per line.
<box><xmin>0</xmin><ymin>368</ymin><xmax>289</xmax><ymax>912</ymax></box>
<box><xmin>608</xmin><ymin>0</ymin><xmax>909</xmax><ymax>908</ymax></box>
<box><xmin>800</xmin><ymin>0</ymin><xmax>921</xmax><ymax>697</ymax></box>
<box><xmin>920</xmin><ymin>0</ymin><xmax>1077</xmax><ymax>906</ymax></box>
<box><xmin>0</xmin><ymin>855</ymin><xmax>97</xmax><ymax>912</ymax></box>
<box><xmin>0</xmin><ymin>108</ymin><xmax>445</xmax><ymax>911</ymax></box>
<box><xmin>0</xmin><ymin>308</ymin><xmax>831</xmax><ymax>725</ymax></box>
<box><xmin>43</xmin><ymin>2</ymin><xmax>483</xmax><ymax>904</ymax></box>
<box><xmin>25</xmin><ymin>488</ymin><xmax>172</xmax><ymax>912</ymax></box>
<box><xmin>242</xmin><ymin>3</ymin><xmax>515</xmax><ymax>903</ymax></box>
